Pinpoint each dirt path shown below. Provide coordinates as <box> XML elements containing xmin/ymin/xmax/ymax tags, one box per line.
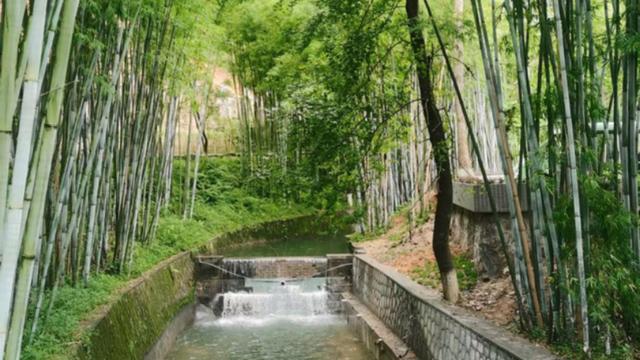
<box><xmin>356</xmin><ymin>213</ymin><xmax>517</xmax><ymax>327</ymax></box>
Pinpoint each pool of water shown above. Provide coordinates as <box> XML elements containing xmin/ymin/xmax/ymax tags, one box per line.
<box><xmin>217</xmin><ymin>216</ymin><xmax>352</xmax><ymax>257</ymax></box>
<box><xmin>220</xmin><ymin>237</ymin><xmax>349</xmax><ymax>257</ymax></box>
<box><xmin>166</xmin><ymin>279</ymin><xmax>370</xmax><ymax>360</ymax></box>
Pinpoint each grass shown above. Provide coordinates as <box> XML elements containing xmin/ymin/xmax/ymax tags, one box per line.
<box><xmin>347</xmin><ymin>204</ymin><xmax>430</xmax><ymax>244</ymax></box>
<box><xmin>347</xmin><ymin>227</ymin><xmax>386</xmax><ymax>243</ymax></box>
<box><xmin>22</xmin><ymin>157</ymin><xmax>311</xmax><ymax>359</ymax></box>
<box><xmin>410</xmin><ymin>254</ymin><xmax>478</xmax><ymax>292</ymax></box>
<box><xmin>551</xmin><ymin>342</ymin><xmax>636</xmax><ymax>360</ymax></box>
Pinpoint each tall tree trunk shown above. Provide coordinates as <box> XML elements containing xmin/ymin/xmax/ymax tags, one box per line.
<box><xmin>405</xmin><ymin>0</ymin><xmax>459</xmax><ymax>302</ymax></box>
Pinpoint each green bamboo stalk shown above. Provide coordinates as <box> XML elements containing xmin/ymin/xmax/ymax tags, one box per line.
<box><xmin>189</xmin><ymin>85</ymin><xmax>209</xmax><ymax>218</ymax></box>
<box><xmin>485</xmin><ymin>0</ymin><xmax>533</xmax><ymax>323</ymax></box>
<box><xmin>184</xmin><ymin>107</ymin><xmax>193</xmax><ymax>218</ymax></box>
<box><xmin>82</xmin><ymin>105</ymin><xmax>107</xmax><ymax>285</ymax></box>
<box><xmin>626</xmin><ymin>0</ymin><xmax>640</xmax><ymax>258</ymax></box>
<box><xmin>96</xmin><ymin>119</ymin><xmax>117</xmax><ymax>273</ymax></box>
<box><xmin>504</xmin><ymin>0</ymin><xmax>578</xmax><ymax>334</ymax></box>
<box><xmin>468</xmin><ymin>0</ymin><xmax>543</xmax><ymax>328</ymax></box>
<box><xmin>46</xmin><ymin>176</ymin><xmax>90</xmax><ymax>319</ymax></box>
<box><xmin>32</xmin><ymin>16</ymin><xmax>126</xmax><ymax>339</ymax></box>
<box><xmin>2</xmin><ymin>0</ymin><xmax>49</xmax><ymax>356</ymax></box>
<box><xmin>37</xmin><ymin>0</ymin><xmax>65</xmax><ymax>95</ymax></box>
<box><xmin>552</xmin><ymin>0</ymin><xmax>590</xmax><ymax>352</ymax></box>
<box><xmin>164</xmin><ymin>95</ymin><xmax>180</xmax><ymax>205</ymax></box>
<box><xmin>28</xmin><ymin>114</ymin><xmax>82</xmax><ymax>341</ymax></box>
<box><xmin>13</xmin><ymin>0</ymin><xmax>80</xmax><ymax>350</ymax></box>
<box><xmin>0</xmin><ymin>0</ymin><xmax>27</xmax><ymax>265</ymax></box>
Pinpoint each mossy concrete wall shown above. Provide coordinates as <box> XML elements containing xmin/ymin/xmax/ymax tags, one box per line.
<box><xmin>75</xmin><ymin>252</ymin><xmax>194</xmax><ymax>360</ymax></box>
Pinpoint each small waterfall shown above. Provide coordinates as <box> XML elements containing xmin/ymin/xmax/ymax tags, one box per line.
<box><xmin>172</xmin><ymin>276</ymin><xmax>370</xmax><ymax>360</ymax></box>
<box><xmin>221</xmin><ymin>257</ymin><xmax>328</xmax><ymax>279</ymax></box>
<box><xmin>222</xmin><ymin>287</ymin><xmax>328</xmax><ymax>317</ymax></box>
<box><xmin>213</xmin><ymin>278</ymin><xmax>332</xmax><ymax>324</ymax></box>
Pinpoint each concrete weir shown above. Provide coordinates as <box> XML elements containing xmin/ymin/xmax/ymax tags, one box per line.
<box><xmin>221</xmin><ymin>256</ymin><xmax>328</xmax><ymax>278</ymax></box>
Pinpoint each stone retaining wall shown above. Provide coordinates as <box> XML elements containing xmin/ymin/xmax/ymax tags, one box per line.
<box><xmin>453</xmin><ymin>181</ymin><xmax>529</xmax><ymax>213</ymax></box>
<box><xmin>449</xmin><ymin>207</ymin><xmax>513</xmax><ymax>278</ymax></box>
<box><xmin>451</xmin><ymin>179</ymin><xmax>529</xmax><ymax>279</ymax></box>
<box><xmin>352</xmin><ymin>255</ymin><xmax>556</xmax><ymax>360</ymax></box>
<box><xmin>75</xmin><ymin>252</ymin><xmax>195</xmax><ymax>360</ymax></box>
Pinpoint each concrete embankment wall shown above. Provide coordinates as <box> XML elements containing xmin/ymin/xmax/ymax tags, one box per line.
<box><xmin>75</xmin><ymin>252</ymin><xmax>195</xmax><ymax>360</ymax></box>
<box><xmin>352</xmin><ymin>255</ymin><xmax>556</xmax><ymax>360</ymax></box>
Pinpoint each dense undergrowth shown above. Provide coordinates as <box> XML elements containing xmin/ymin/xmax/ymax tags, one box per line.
<box><xmin>22</xmin><ymin>157</ymin><xmax>310</xmax><ymax>359</ymax></box>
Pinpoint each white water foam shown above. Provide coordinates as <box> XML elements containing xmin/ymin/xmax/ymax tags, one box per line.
<box><xmin>206</xmin><ymin>278</ymin><xmax>335</xmax><ymax>327</ymax></box>
<box><xmin>169</xmin><ymin>278</ymin><xmax>370</xmax><ymax>360</ymax></box>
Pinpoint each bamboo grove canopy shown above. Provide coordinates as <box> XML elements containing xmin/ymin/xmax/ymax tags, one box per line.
<box><xmin>0</xmin><ymin>0</ymin><xmax>217</xmax><ymax>358</ymax></box>
<box><xmin>1</xmin><ymin>0</ymin><xmax>640</xmax><ymax>359</ymax></box>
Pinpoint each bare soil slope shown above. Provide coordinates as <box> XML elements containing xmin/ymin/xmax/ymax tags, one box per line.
<box><xmin>357</xmin><ymin>212</ymin><xmax>517</xmax><ymax>327</ymax></box>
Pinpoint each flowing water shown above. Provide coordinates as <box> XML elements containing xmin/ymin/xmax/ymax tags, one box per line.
<box><xmin>166</xmin><ymin>278</ymin><xmax>370</xmax><ymax>359</ymax></box>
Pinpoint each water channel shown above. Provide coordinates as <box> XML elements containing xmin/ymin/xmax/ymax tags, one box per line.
<box><xmin>166</xmin><ymin>278</ymin><xmax>370</xmax><ymax>359</ymax></box>
<box><xmin>216</xmin><ymin>215</ymin><xmax>351</xmax><ymax>257</ymax></box>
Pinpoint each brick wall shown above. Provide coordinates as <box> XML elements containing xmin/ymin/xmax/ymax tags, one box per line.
<box><xmin>352</xmin><ymin>255</ymin><xmax>556</xmax><ymax>360</ymax></box>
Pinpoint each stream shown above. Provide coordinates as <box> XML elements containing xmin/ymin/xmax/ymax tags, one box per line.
<box><xmin>166</xmin><ymin>278</ymin><xmax>369</xmax><ymax>359</ymax></box>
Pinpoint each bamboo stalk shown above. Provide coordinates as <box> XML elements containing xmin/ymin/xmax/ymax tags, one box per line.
<box><xmin>8</xmin><ymin>0</ymin><xmax>80</xmax><ymax>352</ymax></box>
<box><xmin>552</xmin><ymin>0</ymin><xmax>590</xmax><ymax>352</ymax></box>
<box><xmin>2</xmin><ymin>0</ymin><xmax>49</xmax><ymax>357</ymax></box>
<box><xmin>0</xmin><ymin>0</ymin><xmax>27</xmax><ymax>264</ymax></box>
<box><xmin>468</xmin><ymin>0</ymin><xmax>544</xmax><ymax>327</ymax></box>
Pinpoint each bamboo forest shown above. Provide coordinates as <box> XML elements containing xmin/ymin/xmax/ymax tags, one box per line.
<box><xmin>0</xmin><ymin>0</ymin><xmax>639</xmax><ymax>359</ymax></box>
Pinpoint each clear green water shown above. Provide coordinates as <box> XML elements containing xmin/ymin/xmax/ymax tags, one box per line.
<box><xmin>219</xmin><ymin>216</ymin><xmax>351</xmax><ymax>257</ymax></box>
<box><xmin>166</xmin><ymin>279</ymin><xmax>369</xmax><ymax>359</ymax></box>
<box><xmin>220</xmin><ymin>235</ymin><xmax>349</xmax><ymax>257</ymax></box>
<box><xmin>166</xmin><ymin>313</ymin><xmax>369</xmax><ymax>360</ymax></box>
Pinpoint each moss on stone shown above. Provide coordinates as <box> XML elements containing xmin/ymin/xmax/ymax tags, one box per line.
<box><xmin>74</xmin><ymin>253</ymin><xmax>194</xmax><ymax>360</ymax></box>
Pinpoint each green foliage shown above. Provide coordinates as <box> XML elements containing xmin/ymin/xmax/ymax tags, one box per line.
<box><xmin>136</xmin><ymin>157</ymin><xmax>311</xmax><ymax>276</ymax></box>
<box><xmin>22</xmin><ymin>275</ymin><xmax>124</xmax><ymax>360</ymax></box>
<box><xmin>214</xmin><ymin>0</ymin><xmax>438</xmax><ymax>211</ymax></box>
<box><xmin>581</xmin><ymin>177</ymin><xmax>640</xmax><ymax>350</ymax></box>
<box><xmin>411</xmin><ymin>254</ymin><xmax>478</xmax><ymax>292</ymax></box>
<box><xmin>553</xmin><ymin>342</ymin><xmax>635</xmax><ymax>360</ymax></box>
<box><xmin>552</xmin><ymin>174</ymin><xmax>640</xmax><ymax>354</ymax></box>
<box><xmin>348</xmin><ymin>227</ymin><xmax>387</xmax><ymax>243</ymax></box>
